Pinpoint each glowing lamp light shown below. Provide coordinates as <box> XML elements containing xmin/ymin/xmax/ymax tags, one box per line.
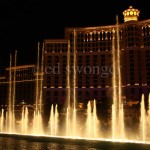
<box><xmin>123</xmin><ymin>6</ymin><xmax>140</xmax><ymax>22</ymax></box>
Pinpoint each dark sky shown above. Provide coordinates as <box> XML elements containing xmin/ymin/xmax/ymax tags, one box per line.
<box><xmin>0</xmin><ymin>0</ymin><xmax>149</xmax><ymax>67</ymax></box>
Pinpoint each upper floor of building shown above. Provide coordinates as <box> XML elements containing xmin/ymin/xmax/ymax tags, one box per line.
<box><xmin>44</xmin><ymin>6</ymin><xmax>150</xmax><ymax>54</ymax></box>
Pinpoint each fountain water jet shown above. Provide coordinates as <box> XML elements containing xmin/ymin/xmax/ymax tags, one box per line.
<box><xmin>0</xmin><ymin>109</ymin><xmax>4</xmax><ymax>132</ymax></box>
<box><xmin>21</xmin><ymin>106</ymin><xmax>28</xmax><ymax>134</ymax></box>
<box><xmin>86</xmin><ymin>100</ymin><xmax>100</xmax><ymax>138</ymax></box>
<box><xmin>72</xmin><ymin>29</ymin><xmax>77</xmax><ymax>136</ymax></box>
<box><xmin>12</xmin><ymin>50</ymin><xmax>17</xmax><ymax>132</ymax></box>
<box><xmin>48</xmin><ymin>104</ymin><xmax>58</xmax><ymax>135</ymax></box>
<box><xmin>32</xmin><ymin>110</ymin><xmax>43</xmax><ymax>134</ymax></box>
<box><xmin>140</xmin><ymin>93</ymin><xmax>150</xmax><ymax>141</ymax></box>
<box><xmin>31</xmin><ymin>42</ymin><xmax>44</xmax><ymax>135</ymax></box>
<box><xmin>54</xmin><ymin>105</ymin><xmax>59</xmax><ymax>135</ymax></box>
<box><xmin>112</xmin><ymin>16</ymin><xmax>125</xmax><ymax>139</ymax></box>
<box><xmin>6</xmin><ymin>53</ymin><xmax>16</xmax><ymax>133</ymax></box>
<box><xmin>66</xmin><ymin>41</ymin><xmax>71</xmax><ymax>136</ymax></box>
<box><xmin>49</xmin><ymin>105</ymin><xmax>54</xmax><ymax>135</ymax></box>
<box><xmin>140</xmin><ymin>94</ymin><xmax>146</xmax><ymax>141</ymax></box>
<box><xmin>66</xmin><ymin>107</ymin><xmax>71</xmax><ymax>136</ymax></box>
<box><xmin>93</xmin><ymin>100</ymin><xmax>100</xmax><ymax>138</ymax></box>
<box><xmin>66</xmin><ymin>30</ymin><xmax>78</xmax><ymax>137</ymax></box>
<box><xmin>147</xmin><ymin>94</ymin><xmax>150</xmax><ymax>139</ymax></box>
<box><xmin>86</xmin><ymin>101</ymin><xmax>91</xmax><ymax>137</ymax></box>
<box><xmin>147</xmin><ymin>94</ymin><xmax>150</xmax><ymax>127</ymax></box>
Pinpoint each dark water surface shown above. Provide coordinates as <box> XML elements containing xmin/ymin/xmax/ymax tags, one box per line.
<box><xmin>0</xmin><ymin>135</ymin><xmax>150</xmax><ymax>150</ymax></box>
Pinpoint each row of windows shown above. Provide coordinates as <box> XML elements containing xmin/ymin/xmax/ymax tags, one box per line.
<box><xmin>47</xmin><ymin>54</ymin><xmax>110</xmax><ymax>59</ymax></box>
<box><xmin>47</xmin><ymin>48</ymin><xmax>68</xmax><ymax>52</ymax></box>
<box><xmin>46</xmin><ymin>43</ymin><xmax>68</xmax><ymax>48</ymax></box>
<box><xmin>70</xmin><ymin>31</ymin><xmax>122</xmax><ymax>42</ymax></box>
<box><xmin>14</xmin><ymin>77</ymin><xmax>35</xmax><ymax>81</ymax></box>
<box><xmin>75</xmin><ymin>41</ymin><xmax>112</xmax><ymax>47</ymax></box>
<box><xmin>46</xmin><ymin>90</ymin><xmax>106</xmax><ymax>97</ymax></box>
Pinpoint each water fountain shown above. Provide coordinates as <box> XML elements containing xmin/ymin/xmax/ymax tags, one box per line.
<box><xmin>31</xmin><ymin>42</ymin><xmax>44</xmax><ymax>135</ymax></box>
<box><xmin>21</xmin><ymin>106</ymin><xmax>28</xmax><ymax>134</ymax></box>
<box><xmin>0</xmin><ymin>109</ymin><xmax>4</xmax><ymax>132</ymax></box>
<box><xmin>86</xmin><ymin>100</ymin><xmax>100</xmax><ymax>138</ymax></box>
<box><xmin>6</xmin><ymin>53</ymin><xmax>16</xmax><ymax>133</ymax></box>
<box><xmin>140</xmin><ymin>94</ymin><xmax>146</xmax><ymax>141</ymax></box>
<box><xmin>147</xmin><ymin>94</ymin><xmax>150</xmax><ymax>138</ymax></box>
<box><xmin>0</xmin><ymin>17</ymin><xmax>150</xmax><ymax>148</ymax></box>
<box><xmin>48</xmin><ymin>104</ymin><xmax>59</xmax><ymax>135</ymax></box>
<box><xmin>140</xmin><ymin>93</ymin><xmax>150</xmax><ymax>141</ymax></box>
<box><xmin>112</xmin><ymin>16</ymin><xmax>125</xmax><ymax>140</ymax></box>
<box><xmin>66</xmin><ymin>30</ymin><xmax>77</xmax><ymax>137</ymax></box>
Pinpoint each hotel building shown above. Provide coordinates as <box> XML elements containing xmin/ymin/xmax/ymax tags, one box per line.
<box><xmin>43</xmin><ymin>6</ymin><xmax>150</xmax><ymax>108</ymax></box>
<box><xmin>0</xmin><ymin>65</ymin><xmax>36</xmax><ymax>108</ymax></box>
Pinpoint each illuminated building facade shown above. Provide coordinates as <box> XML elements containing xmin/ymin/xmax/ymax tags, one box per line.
<box><xmin>43</xmin><ymin>6</ymin><xmax>150</xmax><ymax>107</ymax></box>
<box><xmin>43</xmin><ymin>39</ymin><xmax>69</xmax><ymax>107</ymax></box>
<box><xmin>0</xmin><ymin>65</ymin><xmax>36</xmax><ymax>107</ymax></box>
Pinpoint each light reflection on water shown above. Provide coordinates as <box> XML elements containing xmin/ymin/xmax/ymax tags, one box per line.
<box><xmin>0</xmin><ymin>137</ymin><xmax>98</xmax><ymax>150</ymax></box>
<box><xmin>0</xmin><ymin>137</ymin><xmax>150</xmax><ymax>150</ymax></box>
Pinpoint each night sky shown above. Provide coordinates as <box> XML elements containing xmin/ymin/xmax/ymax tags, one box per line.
<box><xmin>0</xmin><ymin>0</ymin><xmax>149</xmax><ymax>67</ymax></box>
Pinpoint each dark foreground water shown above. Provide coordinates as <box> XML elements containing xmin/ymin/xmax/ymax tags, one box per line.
<box><xmin>0</xmin><ymin>135</ymin><xmax>150</xmax><ymax>150</ymax></box>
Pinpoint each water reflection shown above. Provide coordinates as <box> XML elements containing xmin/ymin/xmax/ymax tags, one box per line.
<box><xmin>0</xmin><ymin>137</ymin><xmax>100</xmax><ymax>150</ymax></box>
<box><xmin>0</xmin><ymin>137</ymin><xmax>150</xmax><ymax>150</ymax></box>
